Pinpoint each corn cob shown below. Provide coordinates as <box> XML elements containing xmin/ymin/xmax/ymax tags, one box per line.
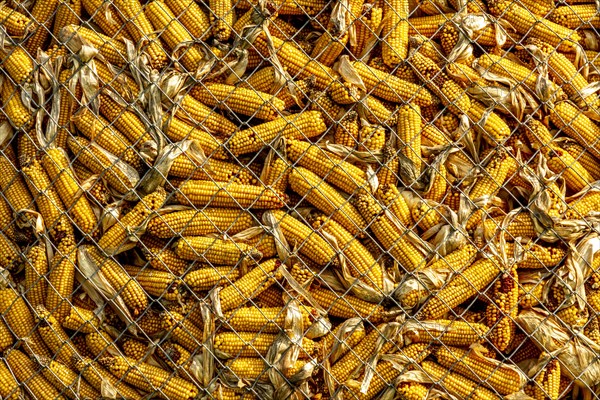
<box><xmin>176</xmin><ymin>94</ymin><xmax>238</xmax><ymax>135</ymax></box>
<box><xmin>0</xmin><ymin>230</ymin><xmax>20</xmax><ymax>270</ymax></box>
<box><xmin>561</xmin><ymin>142</ymin><xmax>600</xmax><ymax>181</ymax></box>
<box><xmin>566</xmin><ymin>191</ymin><xmax>600</xmax><ymax>219</ymax></box>
<box><xmin>5</xmin><ymin>349</ymin><xmax>66</xmax><ymax>400</ymax></box>
<box><xmin>0</xmin><ymin>288</ymin><xmax>50</xmax><ymax>357</ymax></box>
<box><xmin>184</xmin><ymin>266</ymin><xmax>239</xmax><ymax>291</ymax></box>
<box><xmin>147</xmin><ymin>208</ymin><xmax>253</xmax><ymax>238</ymax></box>
<box><xmin>488</xmin><ymin>0</ymin><xmax>581</xmax><ymax>52</ymax></box>
<box><xmin>397</xmin><ymin>103</ymin><xmax>423</xmax><ymax>174</ymax></box>
<box><xmin>112</xmin><ymin>0</ymin><xmax>167</xmax><ymax>69</ymax></box>
<box><xmin>146</xmin><ymin>0</ymin><xmax>204</xmax><ymax>72</ymax></box>
<box><xmin>101</xmin><ymin>356</ymin><xmax>198</xmax><ymax>400</ymax></box>
<box><xmin>177</xmin><ymin>180</ymin><xmax>286</xmax><ymax>209</ymax></box>
<box><xmin>72</xmin><ymin>109</ymin><xmax>142</xmax><ymax>170</ymax></box>
<box><xmin>121</xmin><ymin>339</ymin><xmax>147</xmax><ymax>361</ymax></box>
<box><xmin>123</xmin><ymin>265</ymin><xmax>181</xmax><ymax>301</ymax></box>
<box><xmin>550</xmin><ymin>5</ymin><xmax>600</xmax><ymax>29</ymax></box>
<box><xmin>24</xmin><ymin>0</ymin><xmax>59</xmax><ymax>53</ymax></box>
<box><xmin>61</xmin><ymin>306</ymin><xmax>101</xmax><ymax>334</ymax></box>
<box><xmin>381</xmin><ymin>0</ymin><xmax>409</xmax><ymax>66</ymax></box>
<box><xmin>533</xmin><ymin>358</ymin><xmax>560</xmax><ymax>400</ymax></box>
<box><xmin>0</xmin><ymin>47</ymin><xmax>34</xmax><ymax>85</ymax></box>
<box><xmin>98</xmin><ymin>94</ymin><xmax>154</xmax><ymax>149</ymax></box>
<box><xmin>161</xmin><ymin>310</ymin><xmax>204</xmax><ymax>351</ymax></box>
<box><xmin>215</xmin><ymin>331</ymin><xmax>317</xmax><ymax>358</ymax></box>
<box><xmin>321</xmin><ymin>322</ymin><xmax>366</xmax><ymax>363</ymax></box>
<box><xmin>310</xmin><ymin>213</ymin><xmax>384</xmax><ymax>290</ymax></box>
<box><xmin>52</xmin><ymin>0</ymin><xmax>82</xmax><ymax>43</ymax></box>
<box><xmin>98</xmin><ymin>189</ymin><xmax>166</xmax><ymax>255</ymax></box>
<box><xmin>549</xmin><ymin>102</ymin><xmax>600</xmax><ymax>160</ymax></box>
<box><xmin>223</xmin><ymin>305</ymin><xmax>316</xmax><ymax>333</ymax></box>
<box><xmin>23</xmin><ymin>244</ymin><xmax>47</xmax><ymax>309</ymax></box>
<box><xmin>170</xmin><ymin>156</ymin><xmax>256</xmax><ymax>185</ymax></box>
<box><xmin>85</xmin><ymin>330</ymin><xmax>120</xmax><ymax>358</ymax></box>
<box><xmin>67</xmin><ymin>136</ymin><xmax>138</xmax><ymax>195</ymax></box>
<box><xmin>286</xmin><ymin>139</ymin><xmax>369</xmax><ymax>194</ymax></box>
<box><xmin>36</xmin><ymin>306</ymin><xmax>81</xmax><ymax>369</ymax></box>
<box><xmin>164</xmin><ymin>0</ymin><xmax>210</xmax><ymax>39</ymax></box>
<box><xmin>408</xmin><ymin>14</ymin><xmax>452</xmax><ymax>37</ymax></box>
<box><xmin>1</xmin><ymin>76</ymin><xmax>32</xmax><ymax>130</ymax></box>
<box><xmin>329</xmin><ymin>325</ymin><xmax>397</xmax><ymax>384</ymax></box>
<box><xmin>256</xmin><ymin>286</ymin><xmax>285</xmax><ymax>307</ymax></box>
<box><xmin>85</xmin><ymin>246</ymin><xmax>148</xmax><ymax>316</ymax></box>
<box><xmin>309</xmin><ymin>90</ymin><xmax>344</xmax><ymax>126</ymax></box>
<box><xmin>219</xmin><ymin>259</ymin><xmax>281</xmax><ymax>312</ymax></box>
<box><xmin>419</xmin><ymin>258</ymin><xmax>501</xmax><ymax>320</ymax></box>
<box><xmin>0</xmin><ymin>4</ymin><xmax>31</xmax><ymax>37</ymax></box>
<box><xmin>422</xmin><ymin>361</ymin><xmax>500</xmax><ymax>400</ymax></box>
<box><xmin>376</xmin><ymin>184</ymin><xmax>412</xmax><ymax>227</ymax></box>
<box><xmin>225</xmin><ymin>357</ymin><xmax>305</xmax><ymax>382</ymax></box>
<box><xmin>311</xmin><ymin>30</ymin><xmax>349</xmax><ymax>67</ymax></box>
<box><xmin>40</xmin><ymin>357</ymin><xmax>100</xmax><ymax>400</ymax></box>
<box><xmin>311</xmin><ymin>287</ymin><xmax>386</xmax><ymax>321</ymax></box>
<box><xmin>485</xmin><ymin>267</ymin><xmax>519</xmax><ymax>352</ymax></box>
<box><xmin>404</xmin><ymin>319</ymin><xmax>488</xmax><ymax>346</ymax></box>
<box><xmin>61</xmin><ymin>25</ymin><xmax>128</xmax><ymax>66</ymax></box>
<box><xmin>0</xmin><ymin>359</ymin><xmax>20</xmax><ymax>400</ymax></box>
<box><xmin>352</xmin><ymin>60</ymin><xmax>437</xmax><ymax>106</ymax></box>
<box><xmin>356</xmin><ymin>193</ymin><xmax>426</xmax><ymax>271</ymax></box>
<box><xmin>0</xmin><ymin>312</ymin><xmax>13</xmax><ymax>352</ymax></box>
<box><xmin>45</xmin><ymin>235</ymin><xmax>77</xmax><ymax>322</ymax></box>
<box><xmin>81</xmin><ymin>0</ymin><xmax>129</xmax><ymax>38</ymax></box>
<box><xmin>467</xmin><ymin>100</ymin><xmax>511</xmax><ymax>145</ymax></box>
<box><xmin>42</xmin><ymin>148</ymin><xmax>99</xmax><ymax>237</ymax></box>
<box><xmin>174</xmin><ymin>236</ymin><xmax>260</xmax><ymax>264</ymax></box>
<box><xmin>228</xmin><ymin>111</ymin><xmax>326</xmax><ymax>156</ymax></box>
<box><xmin>410</xmin><ymin>51</ymin><xmax>471</xmax><ymax>115</ymax></box>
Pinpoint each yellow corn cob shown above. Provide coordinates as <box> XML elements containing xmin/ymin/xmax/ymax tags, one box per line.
<box><xmin>85</xmin><ymin>330</ymin><xmax>120</xmax><ymax>358</ymax></box>
<box><xmin>42</xmin><ymin>148</ymin><xmax>99</xmax><ymax>237</ymax></box>
<box><xmin>0</xmin><ymin>47</ymin><xmax>33</xmax><ymax>84</ymax></box>
<box><xmin>140</xmin><ymin>236</ymin><xmax>189</xmax><ymax>275</ymax></box>
<box><xmin>419</xmin><ymin>258</ymin><xmax>501</xmax><ymax>320</ymax></box>
<box><xmin>215</xmin><ymin>331</ymin><xmax>318</xmax><ymax>358</ymax></box>
<box><xmin>0</xmin><ymin>288</ymin><xmax>50</xmax><ymax>357</ymax></box>
<box><xmin>408</xmin><ymin>14</ymin><xmax>452</xmax><ymax>37</ymax></box>
<box><xmin>397</xmin><ymin>103</ymin><xmax>423</xmax><ymax>173</ymax></box>
<box><xmin>357</xmin><ymin>125</ymin><xmax>384</xmax><ymax>154</ymax></box>
<box><xmin>1</xmin><ymin>76</ymin><xmax>32</xmax><ymax>130</ymax></box>
<box><xmin>5</xmin><ymin>349</ymin><xmax>66</xmax><ymax>400</ymax></box>
<box><xmin>135</xmin><ymin>309</ymin><xmax>164</xmax><ymax>337</ymax></box>
<box><xmin>469</xmin><ymin>151</ymin><xmax>513</xmax><ymax>200</ymax></box>
<box><xmin>147</xmin><ymin>208</ymin><xmax>253</xmax><ymax>238</ymax></box>
<box><xmin>225</xmin><ymin>357</ymin><xmax>306</xmax><ymax>382</ymax></box>
<box><xmin>262</xmin><ymin>152</ymin><xmax>290</xmax><ymax>193</ymax></box>
<box><xmin>548</xmin><ymin>148</ymin><xmax>593</xmax><ymax>192</ymax></box>
<box><xmin>163</xmin><ymin>116</ymin><xmax>227</xmax><ymax>159</ymax></box>
<box><xmin>396</xmin><ymin>382</ymin><xmax>428</xmax><ymax>400</ymax></box>
<box><xmin>351</xmin><ymin>6</ymin><xmax>382</xmax><ymax>57</ymax></box>
<box><xmin>321</xmin><ymin>322</ymin><xmax>366</xmax><ymax>362</ymax></box>
<box><xmin>426</xmin><ymin>244</ymin><xmax>477</xmax><ymax>270</ymax></box>
<box><xmin>165</xmin><ymin>0</ymin><xmax>210</xmax><ymax>39</ymax></box>
<box><xmin>124</xmin><ymin>266</ymin><xmax>181</xmax><ymax>301</ymax></box>
<box><xmin>177</xmin><ymin>180</ymin><xmax>286</xmax><ymax>209</ymax></box>
<box><xmin>334</xmin><ymin>111</ymin><xmax>359</xmax><ymax>148</ymax></box>
<box><xmin>312</xmin><ymin>30</ymin><xmax>349</xmax><ymax>66</ymax></box>
<box><xmin>61</xmin><ymin>25</ymin><xmax>128</xmax><ymax>66</ymax></box>
<box><xmin>381</xmin><ymin>0</ymin><xmax>409</xmax><ymax>66</ymax></box>
<box><xmin>121</xmin><ymin>339</ymin><xmax>147</xmax><ymax>361</ymax></box>
<box><xmin>161</xmin><ymin>310</ymin><xmax>204</xmax><ymax>351</ymax></box>
<box><xmin>488</xmin><ymin>0</ymin><xmax>581</xmax><ymax>52</ymax></box>
<box><xmin>40</xmin><ymin>357</ymin><xmax>100</xmax><ymax>400</ymax></box>
<box><xmin>22</xmin><ymin>160</ymin><xmax>74</xmax><ymax>240</ymax></box>
<box><xmin>549</xmin><ymin>101</ymin><xmax>600</xmax><ymax>160</ymax></box>
<box><xmin>329</xmin><ymin>325</ymin><xmax>397</xmax><ymax>384</ymax></box>
<box><xmin>223</xmin><ymin>305</ymin><xmax>316</xmax><ymax>333</ymax></box>
<box><xmin>0</xmin><ymin>4</ymin><xmax>31</xmax><ymax>37</ymax></box>
<box><xmin>376</xmin><ymin>184</ymin><xmax>412</xmax><ymax>227</ymax></box>
<box><xmin>269</xmin><ymin>210</ymin><xmax>337</xmax><ymax>266</ymax></box>
<box><xmin>561</xmin><ymin>142</ymin><xmax>600</xmax><ymax>181</ymax></box>
<box><xmin>52</xmin><ymin>0</ymin><xmax>82</xmax><ymax>45</ymax></box>
<box><xmin>422</xmin><ymin>361</ymin><xmax>500</xmax><ymax>400</ymax></box>
<box><xmin>0</xmin><ymin>359</ymin><xmax>20</xmax><ymax>400</ymax></box>
<box><xmin>519</xmin><ymin>281</ymin><xmax>544</xmax><ymax>308</ymax></box>
<box><xmin>72</xmin><ymin>109</ymin><xmax>142</xmax><ymax>170</ymax></box>
<box><xmin>24</xmin><ymin>0</ymin><xmax>59</xmax><ymax>53</ymax></box>
<box><xmin>290</xmin><ymin>167</ymin><xmax>367</xmax><ymax>237</ymax></box>
<box><xmin>286</xmin><ymin>139</ymin><xmax>369</xmax><ymax>194</ymax></box>
<box><xmin>0</xmin><ymin>313</ymin><xmax>13</xmax><ymax>352</ymax></box>
<box><xmin>486</xmin><ymin>267</ymin><xmax>519</xmax><ymax>352</ymax></box>
<box><xmin>237</xmin><ymin>0</ymin><xmax>326</xmax><ymax>14</ymax></box>
<box><xmin>76</xmin><ymin>356</ymin><xmax>143</xmax><ymax>400</ymax></box>
<box><xmin>404</xmin><ymin>319</ymin><xmax>488</xmax><ymax>346</ymax></box>
<box><xmin>566</xmin><ymin>191</ymin><xmax>600</xmax><ymax>219</ymax></box>
<box><xmin>467</xmin><ymin>100</ymin><xmax>511</xmax><ymax>145</ymax></box>
<box><xmin>219</xmin><ymin>259</ymin><xmax>281</xmax><ymax>311</ymax></box>
<box><xmin>410</xmin><ymin>51</ymin><xmax>471</xmax><ymax>115</ymax></box>
<box><xmin>146</xmin><ymin>1</ymin><xmax>204</xmax><ymax>72</ymax></box>
<box><xmin>45</xmin><ymin>235</ymin><xmax>77</xmax><ymax>322</ymax></box>
<box><xmin>113</xmin><ymin>0</ymin><xmax>167</xmax><ymax>69</ymax></box>
<box><xmin>191</xmin><ymin>83</ymin><xmax>285</xmax><ymax>121</ymax></box>
<box><xmin>184</xmin><ymin>266</ymin><xmax>239</xmax><ymax>291</ymax></box>
<box><xmin>98</xmin><ymin>189</ymin><xmax>166</xmax><ymax>255</ymax></box>
<box><xmin>356</xmin><ymin>193</ymin><xmax>426</xmax><ymax>271</ymax></box>
<box><xmin>17</xmin><ymin>130</ymin><xmax>41</xmax><ymax>167</ymax></box>
<box><xmin>98</xmin><ymin>94</ymin><xmax>154</xmax><ymax>149</ymax></box>
<box><xmin>101</xmin><ymin>356</ymin><xmax>198</xmax><ymax>400</ymax></box>
<box><xmin>412</xmin><ymin>200</ymin><xmax>444</xmax><ymax>231</ymax></box>
<box><xmin>176</xmin><ymin>94</ymin><xmax>237</xmax><ymax>135</ymax></box>
<box><xmin>85</xmin><ymin>246</ymin><xmax>148</xmax><ymax>316</ymax></box>
<box><xmin>347</xmin><ymin>361</ymin><xmax>401</xmax><ymax>400</ymax></box>
<box><xmin>36</xmin><ymin>306</ymin><xmax>81</xmax><ymax>369</ymax></box>
<box><xmin>352</xmin><ymin>60</ymin><xmax>437</xmax><ymax>106</ymax></box>
<box><xmin>174</xmin><ymin>236</ymin><xmax>260</xmax><ymax>264</ymax></box>
<box><xmin>0</xmin><ymin>232</ymin><xmax>20</xmax><ymax>271</ymax></box>
<box><xmin>228</xmin><ymin>111</ymin><xmax>327</xmax><ymax>156</ymax></box>
<box><xmin>23</xmin><ymin>244</ymin><xmax>47</xmax><ymax>309</ymax></box>
<box><xmin>309</xmin><ymin>90</ymin><xmax>345</xmax><ymax>126</ymax></box>
<box><xmin>309</xmin><ymin>213</ymin><xmax>384</xmax><ymax>290</ymax></box>
<box><xmin>61</xmin><ymin>306</ymin><xmax>101</xmax><ymax>334</ymax></box>
<box><xmin>551</xmin><ymin>4</ymin><xmax>600</xmax><ymax>28</ymax></box>
<box><xmin>54</xmin><ymin>69</ymin><xmax>78</xmax><ymax>150</ymax></box>
<box><xmin>256</xmin><ymin>286</ymin><xmax>285</xmax><ymax>307</ymax></box>
<box><xmin>155</xmin><ymin>342</ymin><xmax>193</xmax><ymax>375</ymax></box>
<box><xmin>169</xmin><ymin>156</ymin><xmax>256</xmax><ymax>185</ymax></box>
<box><xmin>311</xmin><ymin>287</ymin><xmax>386</xmax><ymax>321</ymax></box>
<box><xmin>209</xmin><ymin>0</ymin><xmax>233</xmax><ymax>40</ymax></box>
<box><xmin>82</xmin><ymin>0</ymin><xmax>131</xmax><ymax>38</ymax></box>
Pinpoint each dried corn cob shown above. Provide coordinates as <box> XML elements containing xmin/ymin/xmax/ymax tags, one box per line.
<box><xmin>223</xmin><ymin>305</ymin><xmax>316</xmax><ymax>333</ymax></box>
<box><xmin>147</xmin><ymin>208</ymin><xmax>254</xmax><ymax>238</ymax></box>
<box><xmin>177</xmin><ymin>180</ymin><xmax>286</xmax><ymax>209</ymax></box>
<box><xmin>5</xmin><ymin>349</ymin><xmax>65</xmax><ymax>400</ymax></box>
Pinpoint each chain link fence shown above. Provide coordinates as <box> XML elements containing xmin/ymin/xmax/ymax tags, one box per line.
<box><xmin>0</xmin><ymin>0</ymin><xmax>599</xmax><ymax>398</ymax></box>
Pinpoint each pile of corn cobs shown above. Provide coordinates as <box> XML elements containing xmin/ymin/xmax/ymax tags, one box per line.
<box><xmin>1</xmin><ymin>0</ymin><xmax>600</xmax><ymax>398</ymax></box>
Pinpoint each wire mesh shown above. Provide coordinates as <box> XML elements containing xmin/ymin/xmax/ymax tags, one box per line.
<box><xmin>0</xmin><ymin>0</ymin><xmax>599</xmax><ymax>398</ymax></box>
